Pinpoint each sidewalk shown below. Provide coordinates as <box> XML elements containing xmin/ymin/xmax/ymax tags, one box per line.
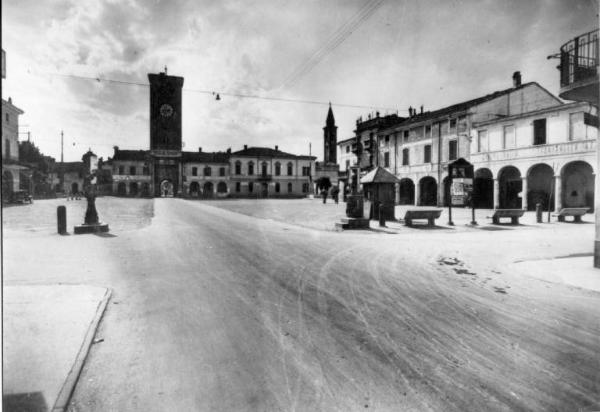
<box><xmin>3</xmin><ymin>284</ymin><xmax>111</xmax><ymax>412</ymax></box>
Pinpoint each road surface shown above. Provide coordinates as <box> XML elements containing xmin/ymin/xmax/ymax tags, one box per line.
<box><xmin>12</xmin><ymin>199</ymin><xmax>600</xmax><ymax>411</ymax></box>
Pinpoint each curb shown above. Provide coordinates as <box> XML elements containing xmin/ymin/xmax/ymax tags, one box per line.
<box><xmin>51</xmin><ymin>287</ymin><xmax>112</xmax><ymax>412</ymax></box>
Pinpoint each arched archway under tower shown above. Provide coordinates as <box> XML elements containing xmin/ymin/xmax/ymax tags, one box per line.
<box><xmin>474</xmin><ymin>168</ymin><xmax>493</xmax><ymax>209</ymax></box>
<box><xmin>498</xmin><ymin>166</ymin><xmax>522</xmax><ymax>209</ymax></box>
<box><xmin>561</xmin><ymin>161</ymin><xmax>594</xmax><ymax>210</ymax></box>
<box><xmin>527</xmin><ymin>163</ymin><xmax>554</xmax><ymax>211</ymax></box>
<box><xmin>399</xmin><ymin>178</ymin><xmax>414</xmax><ymax>205</ymax></box>
<box><xmin>419</xmin><ymin>176</ymin><xmax>437</xmax><ymax>206</ymax></box>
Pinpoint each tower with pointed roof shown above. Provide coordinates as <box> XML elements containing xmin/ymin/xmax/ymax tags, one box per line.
<box><xmin>323</xmin><ymin>103</ymin><xmax>337</xmax><ymax>164</ymax></box>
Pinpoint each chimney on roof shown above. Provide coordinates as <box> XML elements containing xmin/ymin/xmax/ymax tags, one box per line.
<box><xmin>376</xmin><ymin>111</ymin><xmax>380</xmax><ymax>118</ymax></box>
<box><xmin>244</xmin><ymin>144</ymin><xmax>248</xmax><ymax>150</ymax></box>
<box><xmin>420</xmin><ymin>105</ymin><xmax>423</xmax><ymax>115</ymax></box>
<box><xmin>408</xmin><ymin>106</ymin><xmax>412</xmax><ymax>117</ymax></box>
<box><xmin>198</xmin><ymin>147</ymin><xmax>202</xmax><ymax>152</ymax></box>
<box><xmin>275</xmin><ymin>145</ymin><xmax>278</xmax><ymax>151</ymax></box>
<box><xmin>513</xmin><ymin>71</ymin><xmax>521</xmax><ymax>87</ymax></box>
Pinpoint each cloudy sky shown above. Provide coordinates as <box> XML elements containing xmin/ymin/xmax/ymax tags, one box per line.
<box><xmin>2</xmin><ymin>0</ymin><xmax>598</xmax><ymax>162</ymax></box>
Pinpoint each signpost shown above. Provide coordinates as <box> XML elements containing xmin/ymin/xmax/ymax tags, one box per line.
<box><xmin>447</xmin><ymin>158</ymin><xmax>476</xmax><ymax>226</ymax></box>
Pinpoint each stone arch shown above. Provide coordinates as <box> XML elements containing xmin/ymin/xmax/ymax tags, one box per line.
<box><xmin>203</xmin><ymin>181</ymin><xmax>214</xmax><ymax>198</ymax></box>
<box><xmin>419</xmin><ymin>176</ymin><xmax>437</xmax><ymax>206</ymax></box>
<box><xmin>399</xmin><ymin>178</ymin><xmax>414</xmax><ymax>205</ymax></box>
<box><xmin>498</xmin><ymin>166</ymin><xmax>522</xmax><ymax>209</ymax></box>
<box><xmin>189</xmin><ymin>181</ymin><xmax>200</xmax><ymax>197</ymax></box>
<box><xmin>217</xmin><ymin>181</ymin><xmax>227</xmax><ymax>193</ymax></box>
<box><xmin>561</xmin><ymin>161</ymin><xmax>594</xmax><ymax>209</ymax></box>
<box><xmin>117</xmin><ymin>182</ymin><xmax>127</xmax><ymax>196</ymax></box>
<box><xmin>474</xmin><ymin>168</ymin><xmax>493</xmax><ymax>208</ymax></box>
<box><xmin>130</xmin><ymin>182</ymin><xmax>139</xmax><ymax>197</ymax></box>
<box><xmin>526</xmin><ymin>163</ymin><xmax>554</xmax><ymax>211</ymax></box>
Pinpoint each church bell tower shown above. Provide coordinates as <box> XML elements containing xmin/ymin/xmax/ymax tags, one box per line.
<box><xmin>148</xmin><ymin>69</ymin><xmax>184</xmax><ymax>151</ymax></box>
<box><xmin>323</xmin><ymin>103</ymin><xmax>337</xmax><ymax>164</ymax></box>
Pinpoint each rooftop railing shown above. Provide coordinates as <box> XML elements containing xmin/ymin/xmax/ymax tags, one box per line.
<box><xmin>560</xmin><ymin>29</ymin><xmax>599</xmax><ymax>88</ymax></box>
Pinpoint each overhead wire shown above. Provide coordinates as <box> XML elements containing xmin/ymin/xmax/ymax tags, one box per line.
<box><xmin>281</xmin><ymin>0</ymin><xmax>386</xmax><ymax>89</ymax></box>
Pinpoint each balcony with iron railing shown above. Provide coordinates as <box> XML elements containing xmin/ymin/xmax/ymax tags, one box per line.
<box><xmin>558</xmin><ymin>29</ymin><xmax>599</xmax><ymax>104</ymax></box>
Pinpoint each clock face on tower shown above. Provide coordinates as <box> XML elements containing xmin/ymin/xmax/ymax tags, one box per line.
<box><xmin>160</xmin><ymin>103</ymin><xmax>174</xmax><ymax>117</ymax></box>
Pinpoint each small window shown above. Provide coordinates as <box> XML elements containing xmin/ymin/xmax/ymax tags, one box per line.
<box><xmin>385</xmin><ymin>135</ymin><xmax>390</xmax><ymax>144</ymax></box>
<box><xmin>402</xmin><ymin>148</ymin><xmax>409</xmax><ymax>166</ymax></box>
<box><xmin>4</xmin><ymin>139</ymin><xmax>10</xmax><ymax>158</ymax></box>
<box><xmin>235</xmin><ymin>182</ymin><xmax>241</xmax><ymax>192</ymax></box>
<box><xmin>345</xmin><ymin>145</ymin><xmax>350</xmax><ymax>153</ymax></box>
<box><xmin>424</xmin><ymin>145</ymin><xmax>431</xmax><ymax>163</ymax></box>
<box><xmin>192</xmin><ymin>167</ymin><xmax>198</xmax><ymax>176</ymax></box>
<box><xmin>248</xmin><ymin>182</ymin><xmax>253</xmax><ymax>192</ymax></box>
<box><xmin>449</xmin><ymin>140</ymin><xmax>457</xmax><ymax>160</ymax></box>
<box><xmin>287</xmin><ymin>182</ymin><xmax>293</xmax><ymax>193</ymax></box>
<box><xmin>533</xmin><ymin>118</ymin><xmax>546</xmax><ymax>145</ymax></box>
<box><xmin>449</xmin><ymin>118</ymin><xmax>457</xmax><ymax>130</ymax></box>
<box><xmin>235</xmin><ymin>161</ymin><xmax>241</xmax><ymax>175</ymax></box>
<box><xmin>248</xmin><ymin>162</ymin><xmax>254</xmax><ymax>175</ymax></box>
<box><xmin>204</xmin><ymin>166</ymin><xmax>211</xmax><ymax>176</ymax></box>
<box><xmin>384</xmin><ymin>152</ymin><xmax>390</xmax><ymax>167</ymax></box>
<box><xmin>425</xmin><ymin>125</ymin><xmax>431</xmax><ymax>137</ymax></box>
<box><xmin>403</xmin><ymin>130</ymin><xmax>409</xmax><ymax>140</ymax></box>
<box><xmin>287</xmin><ymin>162</ymin><xmax>293</xmax><ymax>176</ymax></box>
<box><xmin>275</xmin><ymin>162</ymin><xmax>281</xmax><ymax>176</ymax></box>
<box><xmin>129</xmin><ymin>166</ymin><xmax>136</xmax><ymax>175</ymax></box>
<box><xmin>275</xmin><ymin>182</ymin><xmax>280</xmax><ymax>193</ymax></box>
<box><xmin>118</xmin><ymin>166</ymin><xmax>124</xmax><ymax>175</ymax></box>
<box><xmin>302</xmin><ymin>183</ymin><xmax>309</xmax><ymax>193</ymax></box>
<box><xmin>219</xmin><ymin>167</ymin><xmax>225</xmax><ymax>176</ymax></box>
<box><xmin>302</xmin><ymin>166</ymin><xmax>310</xmax><ymax>176</ymax></box>
<box><xmin>261</xmin><ymin>162</ymin><xmax>268</xmax><ymax>176</ymax></box>
<box><xmin>5</xmin><ymin>113</ymin><xmax>9</xmax><ymax>123</ymax></box>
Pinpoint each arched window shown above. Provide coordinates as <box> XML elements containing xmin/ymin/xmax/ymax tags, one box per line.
<box><xmin>248</xmin><ymin>182</ymin><xmax>254</xmax><ymax>192</ymax></box>
<box><xmin>275</xmin><ymin>162</ymin><xmax>281</xmax><ymax>176</ymax></box>
<box><xmin>235</xmin><ymin>161</ymin><xmax>241</xmax><ymax>175</ymax></box>
<box><xmin>287</xmin><ymin>182</ymin><xmax>293</xmax><ymax>193</ymax></box>
<box><xmin>275</xmin><ymin>182</ymin><xmax>280</xmax><ymax>193</ymax></box>
<box><xmin>192</xmin><ymin>167</ymin><xmax>198</xmax><ymax>176</ymax></box>
<box><xmin>204</xmin><ymin>166</ymin><xmax>211</xmax><ymax>176</ymax></box>
<box><xmin>287</xmin><ymin>162</ymin><xmax>293</xmax><ymax>176</ymax></box>
<box><xmin>261</xmin><ymin>162</ymin><xmax>268</xmax><ymax>176</ymax></box>
<box><xmin>248</xmin><ymin>162</ymin><xmax>254</xmax><ymax>175</ymax></box>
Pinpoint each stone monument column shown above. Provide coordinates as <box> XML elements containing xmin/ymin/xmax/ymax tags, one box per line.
<box><xmin>414</xmin><ymin>182</ymin><xmax>420</xmax><ymax>206</ymax></box>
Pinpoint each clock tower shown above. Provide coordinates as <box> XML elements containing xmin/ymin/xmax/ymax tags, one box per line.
<box><xmin>148</xmin><ymin>70</ymin><xmax>184</xmax><ymax>151</ymax></box>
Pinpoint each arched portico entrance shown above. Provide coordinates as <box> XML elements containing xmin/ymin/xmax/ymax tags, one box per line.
<box><xmin>160</xmin><ymin>180</ymin><xmax>174</xmax><ymax>197</ymax></box>
<box><xmin>141</xmin><ymin>182</ymin><xmax>151</xmax><ymax>197</ymax></box>
<box><xmin>203</xmin><ymin>182</ymin><xmax>214</xmax><ymax>198</ymax></box>
<box><xmin>117</xmin><ymin>182</ymin><xmax>127</xmax><ymax>196</ymax></box>
<box><xmin>217</xmin><ymin>182</ymin><xmax>227</xmax><ymax>194</ymax></box>
<box><xmin>527</xmin><ymin>163</ymin><xmax>554</xmax><ymax>211</ymax></box>
<box><xmin>498</xmin><ymin>166</ymin><xmax>522</xmax><ymax>209</ymax></box>
<box><xmin>130</xmin><ymin>182</ymin><xmax>139</xmax><ymax>197</ymax></box>
<box><xmin>399</xmin><ymin>178</ymin><xmax>414</xmax><ymax>205</ymax></box>
<box><xmin>474</xmin><ymin>168</ymin><xmax>493</xmax><ymax>208</ymax></box>
<box><xmin>261</xmin><ymin>182</ymin><xmax>269</xmax><ymax>197</ymax></box>
<box><xmin>189</xmin><ymin>181</ymin><xmax>200</xmax><ymax>197</ymax></box>
<box><xmin>419</xmin><ymin>176</ymin><xmax>437</xmax><ymax>206</ymax></box>
<box><xmin>562</xmin><ymin>161</ymin><xmax>594</xmax><ymax>209</ymax></box>
<box><xmin>2</xmin><ymin>171</ymin><xmax>14</xmax><ymax>201</ymax></box>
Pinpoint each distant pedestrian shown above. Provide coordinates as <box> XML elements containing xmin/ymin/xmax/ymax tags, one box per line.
<box><xmin>331</xmin><ymin>186</ymin><xmax>339</xmax><ymax>204</ymax></box>
<box><xmin>321</xmin><ymin>188</ymin><xmax>327</xmax><ymax>204</ymax></box>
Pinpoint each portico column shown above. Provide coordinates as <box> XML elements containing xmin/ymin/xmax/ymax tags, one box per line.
<box><xmin>395</xmin><ymin>182</ymin><xmax>400</xmax><ymax>204</ymax></box>
<box><xmin>414</xmin><ymin>181</ymin><xmax>421</xmax><ymax>206</ymax></box>
<box><xmin>493</xmin><ymin>178</ymin><xmax>500</xmax><ymax>209</ymax></box>
<box><xmin>521</xmin><ymin>177</ymin><xmax>528</xmax><ymax>210</ymax></box>
<box><xmin>554</xmin><ymin>175</ymin><xmax>562</xmax><ymax>212</ymax></box>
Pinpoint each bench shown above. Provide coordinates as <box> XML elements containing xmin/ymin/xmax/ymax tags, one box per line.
<box><xmin>557</xmin><ymin>207</ymin><xmax>589</xmax><ymax>223</ymax></box>
<box><xmin>491</xmin><ymin>209</ymin><xmax>524</xmax><ymax>225</ymax></box>
<box><xmin>404</xmin><ymin>209</ymin><xmax>442</xmax><ymax>227</ymax></box>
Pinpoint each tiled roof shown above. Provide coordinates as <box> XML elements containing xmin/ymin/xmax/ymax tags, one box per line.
<box><xmin>181</xmin><ymin>151</ymin><xmax>230</xmax><ymax>163</ymax></box>
<box><xmin>232</xmin><ymin>147</ymin><xmax>315</xmax><ymax>160</ymax></box>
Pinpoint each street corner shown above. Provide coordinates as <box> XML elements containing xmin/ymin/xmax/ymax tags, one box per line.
<box><xmin>3</xmin><ymin>284</ymin><xmax>111</xmax><ymax>412</ymax></box>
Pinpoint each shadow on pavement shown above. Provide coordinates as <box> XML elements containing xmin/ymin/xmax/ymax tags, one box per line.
<box><xmin>3</xmin><ymin>392</ymin><xmax>48</xmax><ymax>412</ymax></box>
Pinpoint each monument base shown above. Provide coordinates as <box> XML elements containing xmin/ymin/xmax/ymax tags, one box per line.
<box><xmin>74</xmin><ymin>222</ymin><xmax>110</xmax><ymax>234</ymax></box>
<box><xmin>335</xmin><ymin>217</ymin><xmax>370</xmax><ymax>231</ymax></box>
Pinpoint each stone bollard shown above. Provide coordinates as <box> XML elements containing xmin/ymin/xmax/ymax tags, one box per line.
<box><xmin>57</xmin><ymin>205</ymin><xmax>67</xmax><ymax>234</ymax></box>
<box><xmin>378</xmin><ymin>202</ymin><xmax>386</xmax><ymax>227</ymax></box>
<box><xmin>536</xmin><ymin>203</ymin><xmax>543</xmax><ymax>223</ymax></box>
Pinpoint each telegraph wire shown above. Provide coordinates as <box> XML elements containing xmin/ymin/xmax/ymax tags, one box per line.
<box><xmin>46</xmin><ymin>71</ymin><xmax>399</xmax><ymax>112</ymax></box>
<box><xmin>281</xmin><ymin>0</ymin><xmax>386</xmax><ymax>89</ymax></box>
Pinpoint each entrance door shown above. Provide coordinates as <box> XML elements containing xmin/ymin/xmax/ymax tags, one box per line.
<box><xmin>261</xmin><ymin>182</ymin><xmax>268</xmax><ymax>197</ymax></box>
<box><xmin>160</xmin><ymin>180</ymin><xmax>174</xmax><ymax>197</ymax></box>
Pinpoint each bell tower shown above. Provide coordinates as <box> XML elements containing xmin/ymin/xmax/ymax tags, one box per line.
<box><xmin>148</xmin><ymin>69</ymin><xmax>184</xmax><ymax>151</ymax></box>
<box><xmin>323</xmin><ymin>103</ymin><xmax>337</xmax><ymax>164</ymax></box>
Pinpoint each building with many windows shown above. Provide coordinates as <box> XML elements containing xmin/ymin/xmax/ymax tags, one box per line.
<box><xmin>2</xmin><ymin>97</ymin><xmax>26</xmax><ymax>201</ymax></box>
